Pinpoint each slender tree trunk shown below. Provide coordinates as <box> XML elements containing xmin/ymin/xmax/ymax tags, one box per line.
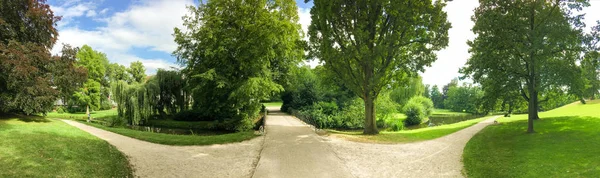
<box><xmin>527</xmin><ymin>82</ymin><xmax>537</xmax><ymax>133</ymax></box>
<box><xmin>532</xmin><ymin>92</ymin><xmax>540</xmax><ymax>120</ymax></box>
<box><xmin>86</xmin><ymin>105</ymin><xmax>90</xmax><ymax>123</ymax></box>
<box><xmin>363</xmin><ymin>96</ymin><xmax>378</xmax><ymax>135</ymax></box>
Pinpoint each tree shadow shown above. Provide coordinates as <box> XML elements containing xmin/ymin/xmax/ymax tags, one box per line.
<box><xmin>0</xmin><ymin>113</ymin><xmax>51</xmax><ymax>123</ymax></box>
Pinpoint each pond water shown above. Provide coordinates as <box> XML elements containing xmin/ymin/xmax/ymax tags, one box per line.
<box><xmin>127</xmin><ymin>125</ymin><xmax>231</xmax><ymax>135</ymax></box>
<box><xmin>405</xmin><ymin>115</ymin><xmax>483</xmax><ymax>130</ymax></box>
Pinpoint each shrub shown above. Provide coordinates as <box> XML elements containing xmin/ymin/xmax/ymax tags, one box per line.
<box><xmin>105</xmin><ymin>116</ymin><xmax>126</xmax><ymax>127</ymax></box>
<box><xmin>404</xmin><ymin>101</ymin><xmax>425</xmax><ymax>126</ymax></box>
<box><xmin>172</xmin><ymin>110</ymin><xmax>217</xmax><ymax>122</ymax></box>
<box><xmin>100</xmin><ymin>101</ymin><xmax>113</xmax><ymax>110</ymax></box>
<box><xmin>56</xmin><ymin>107</ymin><xmax>65</xmax><ymax>114</ymax></box>
<box><xmin>407</xmin><ymin>96</ymin><xmax>434</xmax><ymax>117</ymax></box>
<box><xmin>390</xmin><ymin>120</ymin><xmax>404</xmax><ymax>131</ymax></box>
<box><xmin>315</xmin><ymin>101</ymin><xmax>338</xmax><ymax>115</ymax></box>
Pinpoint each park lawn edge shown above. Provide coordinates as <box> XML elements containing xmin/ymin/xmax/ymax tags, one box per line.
<box><xmin>79</xmin><ymin>121</ymin><xmax>259</xmax><ymax>146</ymax></box>
<box><xmin>327</xmin><ymin>115</ymin><xmax>494</xmax><ymax>144</ymax></box>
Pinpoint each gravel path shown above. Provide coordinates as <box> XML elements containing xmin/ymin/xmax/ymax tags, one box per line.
<box><xmin>324</xmin><ymin>116</ymin><xmax>500</xmax><ymax>178</ymax></box>
<box><xmin>63</xmin><ymin>111</ymin><xmax>498</xmax><ymax>178</ymax></box>
<box><xmin>62</xmin><ymin>120</ymin><xmax>263</xmax><ymax>178</ymax></box>
<box><xmin>252</xmin><ymin>107</ymin><xmax>354</xmax><ymax>178</ymax></box>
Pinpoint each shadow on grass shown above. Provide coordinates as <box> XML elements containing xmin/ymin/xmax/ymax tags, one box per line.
<box><xmin>0</xmin><ymin>113</ymin><xmax>50</xmax><ymax>123</ymax></box>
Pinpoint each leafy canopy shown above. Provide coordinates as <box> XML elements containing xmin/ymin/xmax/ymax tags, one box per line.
<box><xmin>173</xmin><ymin>0</ymin><xmax>304</xmax><ymax>129</ymax></box>
<box><xmin>307</xmin><ymin>0</ymin><xmax>450</xmax><ymax>134</ymax></box>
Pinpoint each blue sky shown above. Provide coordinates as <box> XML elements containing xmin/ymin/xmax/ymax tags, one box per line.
<box><xmin>48</xmin><ymin>0</ymin><xmax>600</xmax><ymax>87</ymax></box>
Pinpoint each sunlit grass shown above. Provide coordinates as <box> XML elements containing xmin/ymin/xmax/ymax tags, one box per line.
<box><xmin>46</xmin><ymin>109</ymin><xmax>118</xmax><ymax>120</ymax></box>
<box><xmin>0</xmin><ymin>114</ymin><xmax>132</xmax><ymax>177</ymax></box>
<box><xmin>85</xmin><ymin>122</ymin><xmax>258</xmax><ymax>146</ymax></box>
<box><xmin>432</xmin><ymin>109</ymin><xmax>471</xmax><ymax>116</ymax></box>
<box><xmin>329</xmin><ymin>116</ymin><xmax>492</xmax><ymax>143</ymax></box>
<box><xmin>262</xmin><ymin>102</ymin><xmax>283</xmax><ymax>108</ymax></box>
<box><xmin>463</xmin><ymin>100</ymin><xmax>600</xmax><ymax>177</ymax></box>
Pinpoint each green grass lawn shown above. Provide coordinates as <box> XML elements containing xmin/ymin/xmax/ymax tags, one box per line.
<box><xmin>46</xmin><ymin>109</ymin><xmax>118</xmax><ymax>120</ymax></box>
<box><xmin>432</xmin><ymin>109</ymin><xmax>471</xmax><ymax>116</ymax></box>
<box><xmin>0</xmin><ymin>114</ymin><xmax>132</xmax><ymax>177</ymax></box>
<box><xmin>262</xmin><ymin>102</ymin><xmax>283</xmax><ymax>107</ymax></box>
<box><xmin>329</xmin><ymin>116</ymin><xmax>492</xmax><ymax>143</ymax></box>
<box><xmin>463</xmin><ymin>100</ymin><xmax>600</xmax><ymax>177</ymax></box>
<box><xmin>84</xmin><ymin>122</ymin><xmax>258</xmax><ymax>145</ymax></box>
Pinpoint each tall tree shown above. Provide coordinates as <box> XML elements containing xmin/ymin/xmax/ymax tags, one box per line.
<box><xmin>581</xmin><ymin>21</ymin><xmax>600</xmax><ymax>100</ymax></box>
<box><xmin>461</xmin><ymin>0</ymin><xmax>587</xmax><ymax>133</ymax></box>
<box><xmin>442</xmin><ymin>78</ymin><xmax>458</xmax><ymax>102</ymax></box>
<box><xmin>107</xmin><ymin>63</ymin><xmax>132</xmax><ymax>83</ymax></box>
<box><xmin>0</xmin><ymin>0</ymin><xmax>61</xmax><ymax>114</ymax></box>
<box><xmin>430</xmin><ymin>85</ymin><xmax>444</xmax><ymax>108</ymax></box>
<box><xmin>308</xmin><ymin>0</ymin><xmax>450</xmax><ymax>134</ymax></box>
<box><xmin>128</xmin><ymin>61</ymin><xmax>146</xmax><ymax>84</ymax></box>
<box><xmin>50</xmin><ymin>44</ymin><xmax>88</xmax><ymax>106</ymax></box>
<box><xmin>74</xmin><ymin>45</ymin><xmax>108</xmax><ymax>115</ymax></box>
<box><xmin>390</xmin><ymin>76</ymin><xmax>425</xmax><ymax>107</ymax></box>
<box><xmin>423</xmin><ymin>84</ymin><xmax>431</xmax><ymax>98</ymax></box>
<box><xmin>173</xmin><ymin>0</ymin><xmax>303</xmax><ymax>130</ymax></box>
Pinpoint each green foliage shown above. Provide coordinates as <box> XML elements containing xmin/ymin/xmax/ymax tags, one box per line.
<box><xmin>462</xmin><ymin>0</ymin><xmax>589</xmax><ymax>132</ymax></box>
<box><xmin>281</xmin><ymin>66</ymin><xmax>319</xmax><ymax>112</ymax></box>
<box><xmin>174</xmin><ymin>0</ymin><xmax>303</xmax><ymax>131</ymax></box>
<box><xmin>430</xmin><ymin>85</ymin><xmax>444</xmax><ymax>108</ymax></box>
<box><xmin>73</xmin><ymin>80</ymin><xmax>102</xmax><ymax>111</ymax></box>
<box><xmin>308</xmin><ymin>0</ymin><xmax>450</xmax><ymax>134</ymax></box>
<box><xmin>77</xmin><ymin>45</ymin><xmax>108</xmax><ymax>82</ymax></box>
<box><xmin>128</xmin><ymin>61</ymin><xmax>146</xmax><ymax>84</ymax></box>
<box><xmin>50</xmin><ymin>45</ymin><xmax>88</xmax><ymax>106</ymax></box>
<box><xmin>403</xmin><ymin>101</ymin><xmax>425</xmax><ymax>126</ymax></box>
<box><xmin>56</xmin><ymin>107</ymin><xmax>65</xmax><ymax>114</ymax></box>
<box><xmin>107</xmin><ymin>63</ymin><xmax>131</xmax><ymax>83</ymax></box>
<box><xmin>443</xmin><ymin>84</ymin><xmax>484</xmax><ymax>114</ymax></box>
<box><xmin>390</xmin><ymin>76</ymin><xmax>425</xmax><ymax>107</ymax></box>
<box><xmin>155</xmin><ymin>69</ymin><xmax>190</xmax><ymax>114</ymax></box>
<box><xmin>172</xmin><ymin>110</ymin><xmax>216</xmax><ymax>122</ymax></box>
<box><xmin>408</xmin><ymin>96</ymin><xmax>435</xmax><ymax>117</ymax></box>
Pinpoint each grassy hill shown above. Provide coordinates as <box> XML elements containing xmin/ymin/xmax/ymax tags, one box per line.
<box><xmin>463</xmin><ymin>100</ymin><xmax>600</xmax><ymax>177</ymax></box>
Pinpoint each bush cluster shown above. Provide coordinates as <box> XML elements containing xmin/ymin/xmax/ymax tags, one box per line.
<box><xmin>403</xmin><ymin>96</ymin><xmax>434</xmax><ymax>126</ymax></box>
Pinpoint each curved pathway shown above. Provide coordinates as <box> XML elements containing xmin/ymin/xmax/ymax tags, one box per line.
<box><xmin>62</xmin><ymin>120</ymin><xmax>263</xmax><ymax>178</ymax></box>
<box><xmin>324</xmin><ymin>116</ymin><xmax>500</xmax><ymax>178</ymax></box>
<box><xmin>63</xmin><ymin>109</ymin><xmax>498</xmax><ymax>178</ymax></box>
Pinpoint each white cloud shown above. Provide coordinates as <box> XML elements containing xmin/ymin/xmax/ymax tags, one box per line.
<box><xmin>421</xmin><ymin>0</ymin><xmax>479</xmax><ymax>87</ymax></box>
<box><xmin>86</xmin><ymin>10</ymin><xmax>97</xmax><ymax>17</ymax></box>
<box><xmin>52</xmin><ymin>0</ymin><xmax>194</xmax><ymax>74</ymax></box>
<box><xmin>51</xmin><ymin>1</ymin><xmax>97</xmax><ymax>27</ymax></box>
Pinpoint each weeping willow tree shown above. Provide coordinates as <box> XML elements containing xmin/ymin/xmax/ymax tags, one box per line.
<box><xmin>155</xmin><ymin>69</ymin><xmax>189</xmax><ymax>115</ymax></box>
<box><xmin>112</xmin><ymin>70</ymin><xmax>189</xmax><ymax>125</ymax></box>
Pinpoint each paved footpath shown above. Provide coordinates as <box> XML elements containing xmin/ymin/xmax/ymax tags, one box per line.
<box><xmin>252</xmin><ymin>107</ymin><xmax>354</xmax><ymax>178</ymax></box>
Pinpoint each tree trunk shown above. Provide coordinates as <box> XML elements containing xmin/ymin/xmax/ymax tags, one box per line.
<box><xmin>527</xmin><ymin>84</ymin><xmax>536</xmax><ymax>133</ymax></box>
<box><xmin>363</xmin><ymin>96</ymin><xmax>378</xmax><ymax>135</ymax></box>
<box><xmin>532</xmin><ymin>91</ymin><xmax>540</xmax><ymax>120</ymax></box>
<box><xmin>86</xmin><ymin>105</ymin><xmax>90</xmax><ymax>123</ymax></box>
